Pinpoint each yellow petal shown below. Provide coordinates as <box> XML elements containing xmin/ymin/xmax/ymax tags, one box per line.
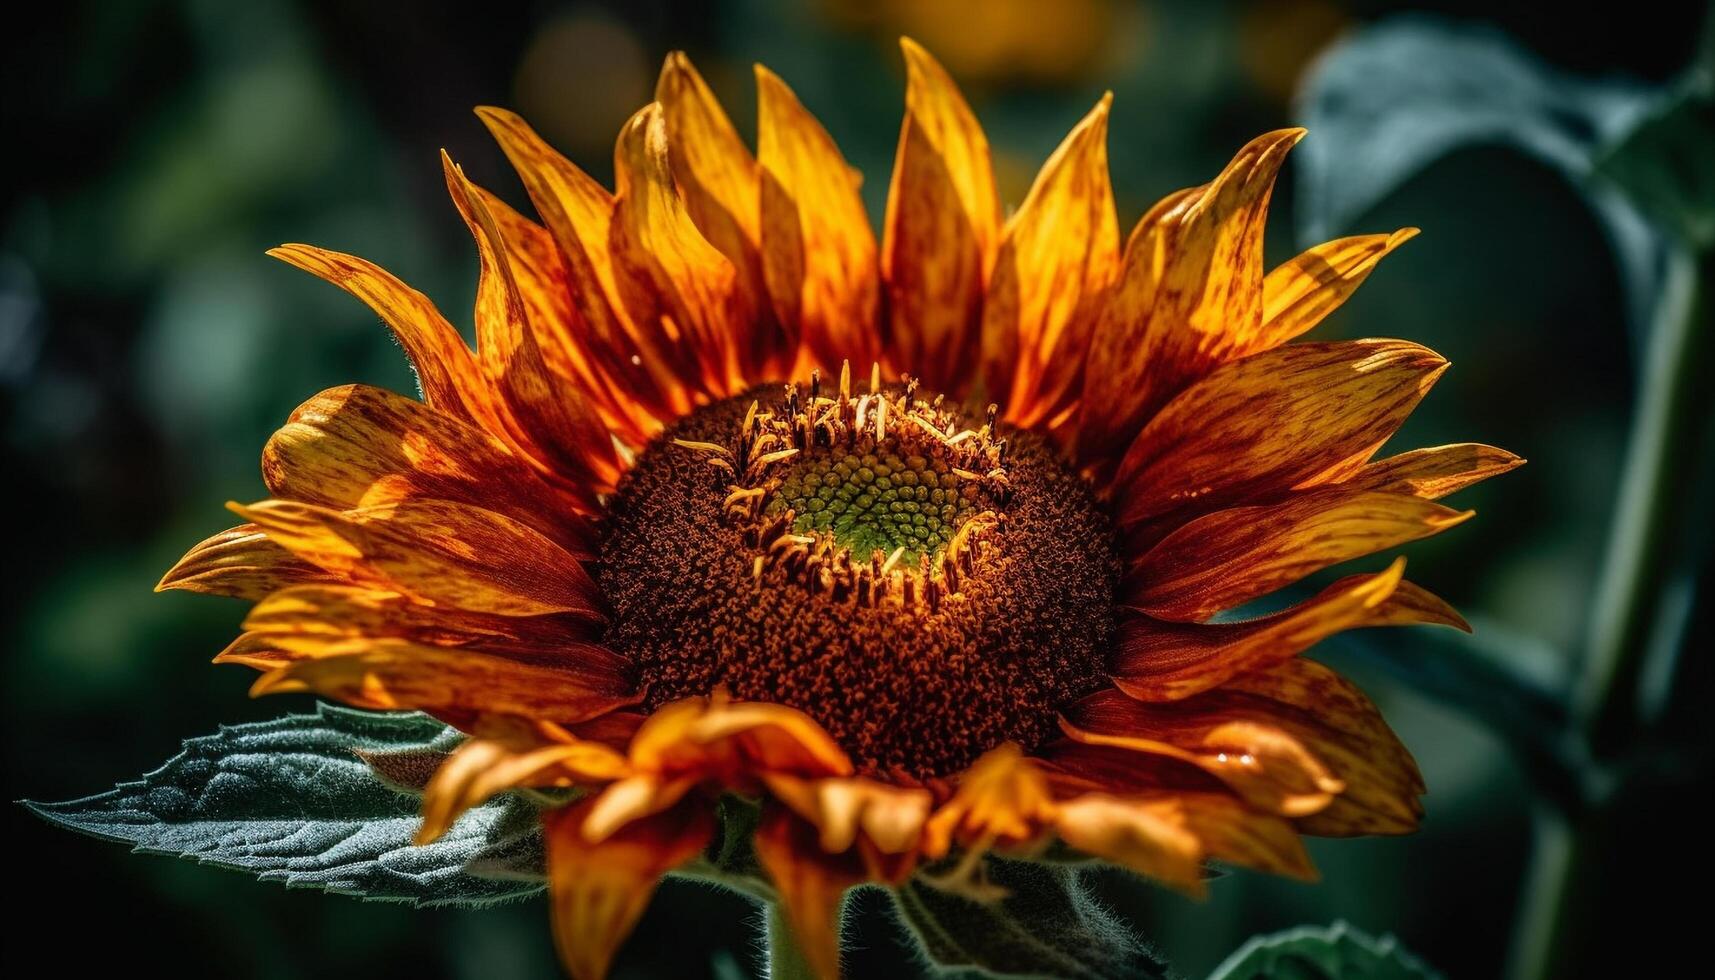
<box><xmin>1112</xmin><ymin>339</ymin><xmax>1449</xmax><ymax>529</ymax></box>
<box><xmin>1258</xmin><ymin>228</ymin><xmax>1418</xmax><ymax>348</ymax></box>
<box><xmin>443</xmin><ymin>156</ymin><xmax>621</xmax><ymax>498</ymax></box>
<box><xmin>753</xmin><ymin>805</ymin><xmax>865</xmax><ymax>980</ymax></box>
<box><xmin>1114</xmin><ymin>558</ymin><xmax>1442</xmax><ymax>700</ymax></box>
<box><xmin>1176</xmin><ymin>791</ymin><xmax>1316</xmax><ymax>879</ymax></box>
<box><xmin>983</xmin><ymin>95</ymin><xmax>1119</xmax><ymax>429</ymax></box>
<box><xmin>756</xmin><ymin>64</ymin><xmax>881</xmax><ymax>374</ymax></box>
<box><xmin>1076</xmin><ymin>129</ymin><xmax>1303</xmax><ymax>468</ymax></box>
<box><xmin>881</xmin><ymin>38</ymin><xmax>1000</xmax><ymax>395</ymax></box>
<box><xmin>1062</xmin><ymin>688</ymin><xmax>1345</xmax><ymax>818</ymax></box>
<box><xmin>156</xmin><ymin>523</ymin><xmax>335</xmax><ymax>599</ymax></box>
<box><xmin>268</xmin><ymin>244</ymin><xmax>502</xmax><ymax>435</ymax></box>
<box><xmin>612</xmin><ymin>103</ymin><xmax>745</xmax><ymax>397</ymax></box>
<box><xmin>922</xmin><ymin>742</ymin><xmax>1056</xmax><ymax>858</ymax></box>
<box><xmin>1337</xmin><ymin>442</ymin><xmax>1526</xmax><ymax>499</ymax></box>
<box><xmin>418</xmin><ymin>735</ymin><xmax>629</xmax><ymax>844</ymax></box>
<box><xmin>250</xmin><ymin>639</ymin><xmax>636</xmax><ymax>724</ymax></box>
<box><xmin>262</xmin><ymin>384</ymin><xmax>595</xmax><ymax>558</ymax></box>
<box><xmin>475</xmin><ymin>106</ymin><xmax>689</xmax><ymax>427</ymax></box>
<box><xmin>229</xmin><ymin>498</ymin><xmax>602</xmax><ymax>618</ymax></box>
<box><xmin>763</xmin><ymin>774</ymin><xmax>933</xmax><ymax>858</ymax></box>
<box><xmin>656</xmin><ymin>52</ymin><xmax>785</xmax><ymax>379</ymax></box>
<box><xmin>1052</xmin><ymin>794</ymin><xmax>1205</xmax><ymax>894</ymax></box>
<box><xmin>545</xmin><ymin>799</ymin><xmax>714</xmax><ymax>980</ymax></box>
<box><xmin>1125</xmin><ymin>489</ymin><xmax>1472</xmax><ymax>621</ymax></box>
<box><xmin>628</xmin><ymin>694</ymin><xmax>854</xmax><ymax>781</ymax></box>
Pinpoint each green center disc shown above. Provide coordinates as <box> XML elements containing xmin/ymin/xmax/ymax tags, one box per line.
<box><xmin>766</xmin><ymin>447</ymin><xmax>986</xmax><ymax>562</ymax></box>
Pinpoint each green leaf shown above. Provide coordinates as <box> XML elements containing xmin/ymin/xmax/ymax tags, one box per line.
<box><xmin>892</xmin><ymin>858</ymin><xmax>1168</xmax><ymax>980</ymax></box>
<box><xmin>1208</xmin><ymin>922</ymin><xmax>1441</xmax><ymax>980</ymax></box>
<box><xmin>1594</xmin><ymin>70</ymin><xmax>1715</xmax><ymax>248</ymax></box>
<box><xmin>1294</xmin><ymin>15</ymin><xmax>1669</xmax><ymax>334</ymax></box>
<box><xmin>24</xmin><ymin>703</ymin><xmax>544</xmax><ymax>906</ymax></box>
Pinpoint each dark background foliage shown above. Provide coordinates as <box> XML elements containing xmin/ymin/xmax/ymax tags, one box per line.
<box><xmin>2</xmin><ymin>1</ymin><xmax>1708</xmax><ymax>977</ymax></box>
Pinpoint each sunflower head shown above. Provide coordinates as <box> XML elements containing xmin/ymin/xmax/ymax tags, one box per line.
<box><xmin>157</xmin><ymin>36</ymin><xmax>1519</xmax><ymax>980</ymax></box>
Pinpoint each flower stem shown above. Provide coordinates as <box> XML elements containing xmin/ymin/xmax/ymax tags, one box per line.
<box><xmin>763</xmin><ymin>903</ymin><xmax>817</xmax><ymax>980</ymax></box>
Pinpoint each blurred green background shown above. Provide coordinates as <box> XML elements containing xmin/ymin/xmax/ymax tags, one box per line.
<box><xmin>3</xmin><ymin>1</ymin><xmax>1709</xmax><ymax>977</ymax></box>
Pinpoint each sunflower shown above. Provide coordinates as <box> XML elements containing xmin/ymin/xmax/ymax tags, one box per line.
<box><xmin>159</xmin><ymin>39</ymin><xmax>1518</xmax><ymax>980</ymax></box>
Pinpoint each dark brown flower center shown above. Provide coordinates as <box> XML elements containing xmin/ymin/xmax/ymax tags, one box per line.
<box><xmin>598</xmin><ymin>377</ymin><xmax>1118</xmax><ymax>780</ymax></box>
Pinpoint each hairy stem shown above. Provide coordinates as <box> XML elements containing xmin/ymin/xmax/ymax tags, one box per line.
<box><xmin>763</xmin><ymin>903</ymin><xmax>818</xmax><ymax>980</ymax></box>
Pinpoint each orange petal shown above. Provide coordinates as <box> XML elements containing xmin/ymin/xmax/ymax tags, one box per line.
<box><xmin>444</xmin><ymin>156</ymin><xmax>621</xmax><ymax>498</ymax></box>
<box><xmin>268</xmin><ymin>244</ymin><xmax>502</xmax><ymax>434</ymax></box>
<box><xmin>656</xmin><ymin>52</ymin><xmax>784</xmax><ymax>379</ymax></box>
<box><xmin>922</xmin><ymin>742</ymin><xmax>1057</xmax><ymax>858</ymax></box>
<box><xmin>1077</xmin><ymin>130</ymin><xmax>1303</xmax><ymax>467</ymax></box>
<box><xmin>262</xmin><ymin>384</ymin><xmax>595</xmax><ymax>558</ymax></box>
<box><xmin>545</xmin><ymin>799</ymin><xmax>715</xmax><ymax>980</ymax></box>
<box><xmin>1113</xmin><ymin>557</ymin><xmax>1466</xmax><ymax>700</ymax></box>
<box><xmin>1125</xmin><ymin>489</ymin><xmax>1472</xmax><ymax>621</ymax></box>
<box><xmin>1226</xmin><ymin>659</ymin><xmax>1425</xmax><ymax>835</ymax></box>
<box><xmin>1051</xmin><ymin>794</ymin><xmax>1205</xmax><ymax>894</ymax></box>
<box><xmin>756</xmin><ymin>64</ymin><xmax>881</xmax><ymax>374</ymax></box>
<box><xmin>628</xmin><ymin>694</ymin><xmax>854</xmax><ymax>782</ymax></box>
<box><xmin>250</xmin><ymin>639</ymin><xmax>637</xmax><ymax>724</ymax></box>
<box><xmin>229</xmin><ymin>498</ymin><xmax>603</xmax><ymax>618</ymax></box>
<box><xmin>881</xmin><ymin>38</ymin><xmax>1000</xmax><ymax>395</ymax></box>
<box><xmin>763</xmin><ymin>774</ymin><xmax>933</xmax><ymax>867</ymax></box>
<box><xmin>753</xmin><ymin>804</ymin><xmax>865</xmax><ymax>980</ymax></box>
<box><xmin>1063</xmin><ymin>689</ymin><xmax>1345</xmax><ymax>818</ymax></box>
<box><xmin>1336</xmin><ymin>442</ymin><xmax>1526</xmax><ymax>499</ymax></box>
<box><xmin>156</xmin><ymin>523</ymin><xmax>335</xmax><ymax>600</ymax></box>
<box><xmin>1258</xmin><ymin>228</ymin><xmax>1418</xmax><ymax>348</ymax></box>
<box><xmin>612</xmin><ymin>103</ymin><xmax>745</xmax><ymax>397</ymax></box>
<box><xmin>1112</xmin><ymin>339</ymin><xmax>1449</xmax><ymax>529</ymax></box>
<box><xmin>475</xmin><ymin>106</ymin><xmax>688</xmax><ymax>427</ymax></box>
<box><xmin>983</xmin><ymin>95</ymin><xmax>1119</xmax><ymax>429</ymax></box>
<box><xmin>1176</xmin><ymin>791</ymin><xmax>1316</xmax><ymax>879</ymax></box>
<box><xmin>418</xmin><ymin>734</ymin><xmax>630</xmax><ymax>844</ymax></box>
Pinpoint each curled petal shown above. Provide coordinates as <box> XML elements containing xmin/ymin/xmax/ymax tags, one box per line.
<box><xmin>757</xmin><ymin>64</ymin><xmax>880</xmax><ymax>373</ymax></box>
<box><xmin>1062</xmin><ymin>688</ymin><xmax>1345</xmax><ymax>818</ymax></box>
<box><xmin>1052</xmin><ymin>794</ymin><xmax>1205</xmax><ymax>894</ymax></box>
<box><xmin>1113</xmin><ymin>339</ymin><xmax>1449</xmax><ymax>528</ymax></box>
<box><xmin>984</xmin><ymin>94</ymin><xmax>1119</xmax><ymax>429</ymax></box>
<box><xmin>1125</xmin><ymin>489</ymin><xmax>1472</xmax><ymax>621</ymax></box>
<box><xmin>1113</xmin><ymin>557</ymin><xmax>1467</xmax><ymax>700</ymax></box>
<box><xmin>763</xmin><ymin>773</ymin><xmax>932</xmax><ymax>875</ymax></box>
<box><xmin>1335</xmin><ymin>442</ymin><xmax>1526</xmax><ymax>499</ymax></box>
<box><xmin>156</xmin><ymin>523</ymin><xmax>334</xmax><ymax>599</ymax></box>
<box><xmin>418</xmin><ymin>735</ymin><xmax>629</xmax><ymax>845</ymax></box>
<box><xmin>545</xmin><ymin>799</ymin><xmax>714</xmax><ymax>980</ymax></box>
<box><xmin>882</xmin><ymin>38</ymin><xmax>1000</xmax><ymax>395</ymax></box>
<box><xmin>923</xmin><ymin>743</ymin><xmax>1056</xmax><ymax>858</ymax></box>
<box><xmin>627</xmin><ymin>694</ymin><xmax>854</xmax><ymax>781</ymax></box>
<box><xmin>229</xmin><ymin>498</ymin><xmax>602</xmax><ymax>618</ymax></box>
<box><xmin>250</xmin><ymin>640</ymin><xmax>638</xmax><ymax>724</ymax></box>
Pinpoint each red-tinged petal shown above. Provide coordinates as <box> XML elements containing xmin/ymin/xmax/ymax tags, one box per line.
<box><xmin>753</xmin><ymin>805</ymin><xmax>866</xmax><ymax>980</ymax></box>
<box><xmin>1077</xmin><ymin>130</ymin><xmax>1303</xmax><ymax>467</ymax></box>
<box><xmin>156</xmin><ymin>523</ymin><xmax>335</xmax><ymax>599</ymax></box>
<box><xmin>657</xmin><ymin>52</ymin><xmax>785</xmax><ymax>379</ymax></box>
<box><xmin>1333</xmin><ymin>442</ymin><xmax>1526</xmax><ymax>499</ymax></box>
<box><xmin>249</xmin><ymin>639</ymin><xmax>637</xmax><ymax>724</ymax></box>
<box><xmin>881</xmin><ymin>38</ymin><xmax>1000</xmax><ymax>395</ymax></box>
<box><xmin>268</xmin><ymin>244</ymin><xmax>503</xmax><ymax>434</ymax></box>
<box><xmin>1225</xmin><ymin>659</ymin><xmax>1425</xmax><ymax>836</ymax></box>
<box><xmin>1062</xmin><ymin>688</ymin><xmax>1345</xmax><ymax>818</ymax></box>
<box><xmin>756</xmin><ymin>64</ymin><xmax>881</xmax><ymax>374</ymax></box>
<box><xmin>1112</xmin><ymin>340</ymin><xmax>1450</xmax><ymax>529</ymax></box>
<box><xmin>627</xmin><ymin>694</ymin><xmax>855</xmax><ymax>782</ymax></box>
<box><xmin>418</xmin><ymin>735</ymin><xmax>629</xmax><ymax>844</ymax></box>
<box><xmin>612</xmin><ymin>103</ymin><xmax>746</xmax><ymax>397</ymax></box>
<box><xmin>229</xmin><ymin>498</ymin><xmax>603</xmax><ymax>618</ymax></box>
<box><xmin>1113</xmin><ymin>557</ymin><xmax>1463</xmax><ymax>700</ymax></box>
<box><xmin>262</xmin><ymin>384</ymin><xmax>595</xmax><ymax>557</ymax></box>
<box><xmin>983</xmin><ymin>95</ymin><xmax>1118</xmax><ymax>430</ymax></box>
<box><xmin>1258</xmin><ymin>229</ymin><xmax>1418</xmax><ymax>348</ymax></box>
<box><xmin>1051</xmin><ymin>794</ymin><xmax>1205</xmax><ymax>894</ymax></box>
<box><xmin>475</xmin><ymin>106</ymin><xmax>689</xmax><ymax>427</ymax></box>
<box><xmin>545</xmin><ymin>799</ymin><xmax>715</xmax><ymax>980</ymax></box>
<box><xmin>444</xmin><ymin>156</ymin><xmax>622</xmax><ymax>497</ymax></box>
<box><xmin>1125</xmin><ymin>489</ymin><xmax>1472</xmax><ymax>622</ymax></box>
